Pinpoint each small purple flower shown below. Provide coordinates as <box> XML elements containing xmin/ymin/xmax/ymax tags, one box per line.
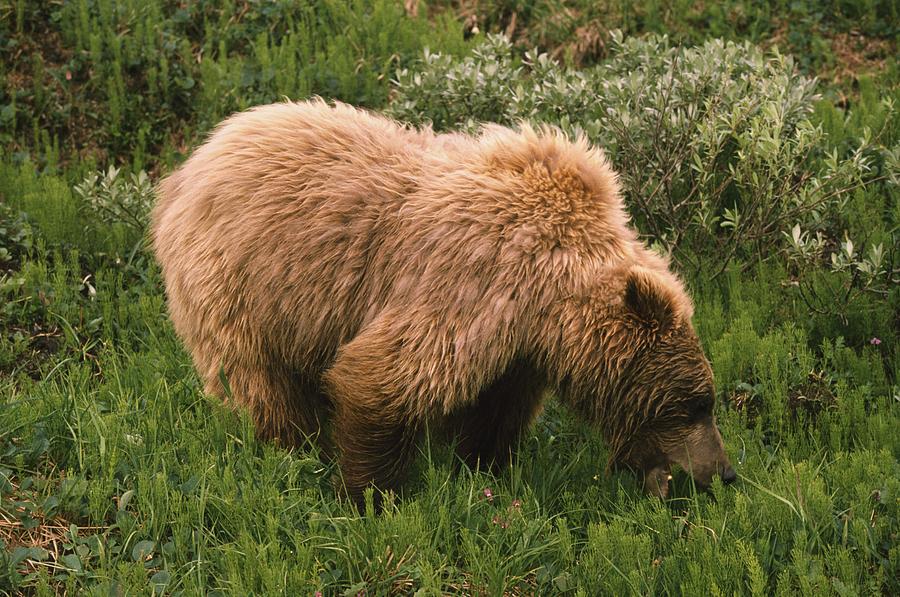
<box><xmin>483</xmin><ymin>487</ymin><xmax>494</xmax><ymax>501</ymax></box>
<box><xmin>870</xmin><ymin>337</ymin><xmax>882</xmax><ymax>346</ymax></box>
<box><xmin>511</xmin><ymin>499</ymin><xmax>522</xmax><ymax>509</ymax></box>
<box><xmin>315</xmin><ymin>592</ymin><xmax>323</xmax><ymax>597</ymax></box>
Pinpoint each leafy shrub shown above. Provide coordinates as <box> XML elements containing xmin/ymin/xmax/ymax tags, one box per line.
<box><xmin>781</xmin><ymin>76</ymin><xmax>900</xmax><ymax>326</ymax></box>
<box><xmin>389</xmin><ymin>34</ymin><xmax>896</xmax><ymax>274</ymax></box>
<box><xmin>73</xmin><ymin>167</ymin><xmax>153</xmax><ymax>233</ymax></box>
<box><xmin>0</xmin><ymin>203</ymin><xmax>33</xmax><ymax>269</ymax></box>
<box><xmin>783</xmin><ymin>224</ymin><xmax>897</xmax><ymax>324</ymax></box>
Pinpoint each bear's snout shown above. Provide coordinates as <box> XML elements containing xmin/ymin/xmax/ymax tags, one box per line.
<box><xmin>660</xmin><ymin>417</ymin><xmax>735</xmax><ymax>490</ymax></box>
<box><xmin>721</xmin><ymin>465</ymin><xmax>737</xmax><ymax>485</ymax></box>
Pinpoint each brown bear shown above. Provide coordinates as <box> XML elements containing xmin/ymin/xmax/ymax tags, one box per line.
<box><xmin>152</xmin><ymin>99</ymin><xmax>735</xmax><ymax>503</ymax></box>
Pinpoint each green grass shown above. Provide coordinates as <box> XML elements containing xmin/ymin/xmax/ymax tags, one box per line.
<box><xmin>2</xmin><ymin>1</ymin><xmax>899</xmax><ymax>594</ymax></box>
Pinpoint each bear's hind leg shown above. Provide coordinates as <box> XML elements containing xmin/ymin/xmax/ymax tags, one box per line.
<box><xmin>210</xmin><ymin>357</ymin><xmax>328</xmax><ymax>450</ymax></box>
<box><xmin>449</xmin><ymin>361</ymin><xmax>546</xmax><ymax>472</ymax></box>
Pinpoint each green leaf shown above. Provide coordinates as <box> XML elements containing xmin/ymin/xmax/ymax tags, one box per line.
<box><xmin>132</xmin><ymin>540</ymin><xmax>155</xmax><ymax>562</ymax></box>
<box><xmin>150</xmin><ymin>570</ymin><xmax>171</xmax><ymax>591</ymax></box>
<box><xmin>118</xmin><ymin>489</ymin><xmax>134</xmax><ymax>511</ymax></box>
<box><xmin>61</xmin><ymin>553</ymin><xmax>83</xmax><ymax>573</ymax></box>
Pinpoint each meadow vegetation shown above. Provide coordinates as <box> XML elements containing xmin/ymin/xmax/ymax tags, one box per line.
<box><xmin>1</xmin><ymin>1</ymin><xmax>898</xmax><ymax>594</ymax></box>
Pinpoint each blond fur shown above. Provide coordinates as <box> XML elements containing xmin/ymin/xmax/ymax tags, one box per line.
<box><xmin>152</xmin><ymin>100</ymin><xmax>719</xmax><ymax>502</ymax></box>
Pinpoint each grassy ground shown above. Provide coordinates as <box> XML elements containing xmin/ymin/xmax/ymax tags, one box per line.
<box><xmin>2</xmin><ymin>1</ymin><xmax>898</xmax><ymax>595</ymax></box>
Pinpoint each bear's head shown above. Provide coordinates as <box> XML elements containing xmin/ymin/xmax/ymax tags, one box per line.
<box><xmin>602</xmin><ymin>265</ymin><xmax>736</xmax><ymax>498</ymax></box>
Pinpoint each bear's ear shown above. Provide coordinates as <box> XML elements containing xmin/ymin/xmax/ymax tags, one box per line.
<box><xmin>623</xmin><ymin>266</ymin><xmax>677</xmax><ymax>333</ymax></box>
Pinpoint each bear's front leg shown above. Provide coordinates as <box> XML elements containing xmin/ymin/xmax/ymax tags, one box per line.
<box><xmin>323</xmin><ymin>304</ymin><xmax>515</xmax><ymax>509</ymax></box>
<box><xmin>322</xmin><ymin>317</ymin><xmax>424</xmax><ymax>509</ymax></box>
<box><xmin>328</xmin><ymin>383</ymin><xmax>419</xmax><ymax>509</ymax></box>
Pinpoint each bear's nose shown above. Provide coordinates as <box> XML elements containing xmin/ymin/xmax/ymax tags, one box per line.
<box><xmin>721</xmin><ymin>466</ymin><xmax>737</xmax><ymax>485</ymax></box>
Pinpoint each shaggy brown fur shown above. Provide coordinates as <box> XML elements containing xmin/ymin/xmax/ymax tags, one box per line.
<box><xmin>152</xmin><ymin>100</ymin><xmax>735</xmax><ymax>504</ymax></box>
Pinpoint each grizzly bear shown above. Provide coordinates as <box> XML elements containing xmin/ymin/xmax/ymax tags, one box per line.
<box><xmin>152</xmin><ymin>100</ymin><xmax>735</xmax><ymax>503</ymax></box>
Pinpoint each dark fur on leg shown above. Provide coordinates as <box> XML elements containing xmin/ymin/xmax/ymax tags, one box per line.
<box><xmin>332</xmin><ymin>403</ymin><xmax>419</xmax><ymax>511</ymax></box>
<box><xmin>448</xmin><ymin>360</ymin><xmax>546</xmax><ymax>472</ymax></box>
